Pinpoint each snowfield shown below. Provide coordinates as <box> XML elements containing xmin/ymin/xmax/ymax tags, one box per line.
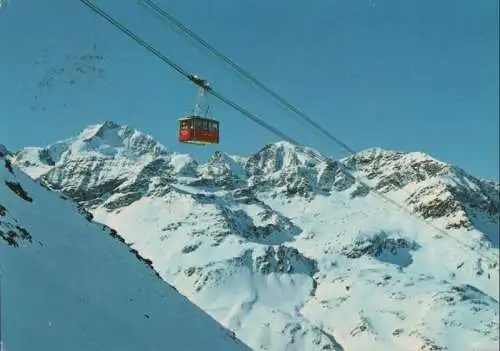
<box><xmin>0</xmin><ymin>151</ymin><xmax>249</xmax><ymax>350</ymax></box>
<box><xmin>11</xmin><ymin>121</ymin><xmax>500</xmax><ymax>351</ymax></box>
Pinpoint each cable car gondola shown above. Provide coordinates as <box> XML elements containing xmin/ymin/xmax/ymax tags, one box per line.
<box><xmin>178</xmin><ymin>76</ymin><xmax>219</xmax><ymax>145</ymax></box>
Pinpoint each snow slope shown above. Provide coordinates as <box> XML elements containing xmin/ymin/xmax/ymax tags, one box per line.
<box><xmin>13</xmin><ymin>121</ymin><xmax>500</xmax><ymax>351</ymax></box>
<box><xmin>0</xmin><ymin>150</ymin><xmax>249</xmax><ymax>350</ymax></box>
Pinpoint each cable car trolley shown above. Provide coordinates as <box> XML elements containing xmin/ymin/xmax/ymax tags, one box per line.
<box><xmin>178</xmin><ymin>75</ymin><xmax>220</xmax><ymax>145</ymax></box>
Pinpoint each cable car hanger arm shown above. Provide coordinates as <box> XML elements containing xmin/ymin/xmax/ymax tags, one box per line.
<box><xmin>188</xmin><ymin>75</ymin><xmax>211</xmax><ymax>92</ymax></box>
<box><xmin>140</xmin><ymin>0</ymin><xmax>355</xmax><ymax>155</ymax></box>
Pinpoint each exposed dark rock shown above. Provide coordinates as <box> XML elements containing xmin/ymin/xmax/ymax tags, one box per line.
<box><xmin>38</xmin><ymin>148</ymin><xmax>56</xmax><ymax>166</ymax></box>
<box><xmin>77</xmin><ymin>204</ymin><xmax>93</xmax><ymax>222</ymax></box>
<box><xmin>0</xmin><ymin>229</ymin><xmax>18</xmax><ymax>246</ymax></box>
<box><xmin>0</xmin><ymin>144</ymin><xmax>9</xmax><ymax>157</ymax></box>
<box><xmin>350</xmin><ymin>184</ymin><xmax>370</xmax><ymax>199</ymax></box>
<box><xmin>341</xmin><ymin>231</ymin><xmax>420</xmax><ymax>268</ymax></box>
<box><xmin>129</xmin><ymin>246</ymin><xmax>161</xmax><ymax>279</ymax></box>
<box><xmin>216</xmin><ymin>204</ymin><xmax>302</xmax><ymax>245</ymax></box>
<box><xmin>254</xmin><ymin>245</ymin><xmax>318</xmax><ymax>276</ymax></box>
<box><xmin>333</xmin><ymin>171</ymin><xmax>356</xmax><ymax>192</ymax></box>
<box><xmin>104</xmin><ymin>192</ymin><xmax>142</xmax><ymax>210</ymax></box>
<box><xmin>0</xmin><ymin>223</ymin><xmax>32</xmax><ymax>247</ymax></box>
<box><xmin>5</xmin><ymin>181</ymin><xmax>33</xmax><ymax>202</ymax></box>
<box><xmin>392</xmin><ymin>328</ymin><xmax>404</xmax><ymax>336</ymax></box>
<box><xmin>182</xmin><ymin>242</ymin><xmax>201</xmax><ymax>254</ymax></box>
<box><xmin>4</xmin><ymin>158</ymin><xmax>13</xmax><ymax>174</ymax></box>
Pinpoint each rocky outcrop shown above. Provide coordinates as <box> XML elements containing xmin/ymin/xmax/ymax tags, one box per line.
<box><xmin>341</xmin><ymin>230</ymin><xmax>420</xmax><ymax>267</ymax></box>
<box><xmin>253</xmin><ymin>245</ymin><xmax>318</xmax><ymax>276</ymax></box>
<box><xmin>343</xmin><ymin>148</ymin><xmax>499</xmax><ymax>234</ymax></box>
<box><xmin>9</xmin><ymin>121</ymin><xmax>500</xmax><ymax>351</ymax></box>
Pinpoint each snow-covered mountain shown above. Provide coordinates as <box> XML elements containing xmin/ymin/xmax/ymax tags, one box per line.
<box><xmin>0</xmin><ymin>146</ymin><xmax>249</xmax><ymax>350</ymax></box>
<box><xmin>12</xmin><ymin>121</ymin><xmax>500</xmax><ymax>351</ymax></box>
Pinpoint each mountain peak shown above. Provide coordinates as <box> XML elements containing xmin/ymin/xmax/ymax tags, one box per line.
<box><xmin>79</xmin><ymin>119</ymin><xmax>122</xmax><ymax>137</ymax></box>
<box><xmin>246</xmin><ymin>141</ymin><xmax>323</xmax><ymax>177</ymax></box>
<box><xmin>75</xmin><ymin>120</ymin><xmax>168</xmax><ymax>158</ymax></box>
<box><xmin>11</xmin><ymin>121</ymin><xmax>172</xmax><ymax>183</ymax></box>
<box><xmin>8</xmin><ymin>124</ymin><xmax>500</xmax><ymax>351</ymax></box>
<box><xmin>78</xmin><ymin>120</ymin><xmax>117</xmax><ymax>139</ymax></box>
<box><xmin>195</xmin><ymin>151</ymin><xmax>248</xmax><ymax>189</ymax></box>
<box><xmin>339</xmin><ymin>146</ymin><xmax>499</xmax><ymax>234</ymax></box>
<box><xmin>352</xmin><ymin>147</ymin><xmax>441</xmax><ymax>165</ymax></box>
<box><xmin>344</xmin><ymin>147</ymin><xmax>450</xmax><ymax>179</ymax></box>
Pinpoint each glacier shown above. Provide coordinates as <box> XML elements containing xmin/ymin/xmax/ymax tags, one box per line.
<box><xmin>9</xmin><ymin>121</ymin><xmax>500</xmax><ymax>351</ymax></box>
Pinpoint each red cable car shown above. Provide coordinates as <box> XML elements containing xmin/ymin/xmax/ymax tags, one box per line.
<box><xmin>178</xmin><ymin>117</ymin><xmax>219</xmax><ymax>144</ymax></box>
<box><xmin>179</xmin><ymin>76</ymin><xmax>220</xmax><ymax>145</ymax></box>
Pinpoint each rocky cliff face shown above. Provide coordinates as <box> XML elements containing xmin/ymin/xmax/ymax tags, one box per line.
<box><xmin>343</xmin><ymin>148</ymin><xmax>499</xmax><ymax>243</ymax></box>
<box><xmin>12</xmin><ymin>121</ymin><xmax>500</xmax><ymax>351</ymax></box>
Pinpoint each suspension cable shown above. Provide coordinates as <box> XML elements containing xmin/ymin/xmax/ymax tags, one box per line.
<box><xmin>78</xmin><ymin>0</ymin><xmax>498</xmax><ymax>265</ymax></box>
<box><xmin>136</xmin><ymin>0</ymin><xmax>500</xmax><ymax>265</ymax></box>
<box><xmin>79</xmin><ymin>0</ymin><xmax>311</xmax><ymax>149</ymax></box>
<box><xmin>139</xmin><ymin>0</ymin><xmax>357</xmax><ymax>156</ymax></box>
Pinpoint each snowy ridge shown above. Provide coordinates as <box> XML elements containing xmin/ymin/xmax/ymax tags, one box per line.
<box><xmin>12</xmin><ymin>121</ymin><xmax>500</xmax><ymax>351</ymax></box>
<box><xmin>0</xmin><ymin>153</ymin><xmax>249</xmax><ymax>350</ymax></box>
<box><xmin>197</xmin><ymin>151</ymin><xmax>248</xmax><ymax>189</ymax></box>
<box><xmin>12</xmin><ymin>121</ymin><xmax>198</xmax><ymax>207</ymax></box>
<box><xmin>342</xmin><ymin>148</ymin><xmax>499</xmax><ymax>248</ymax></box>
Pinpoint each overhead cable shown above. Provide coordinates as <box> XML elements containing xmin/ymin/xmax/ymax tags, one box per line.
<box><xmin>139</xmin><ymin>0</ymin><xmax>357</xmax><ymax>156</ymax></box>
<box><xmin>78</xmin><ymin>0</ymin><xmax>498</xmax><ymax>265</ymax></box>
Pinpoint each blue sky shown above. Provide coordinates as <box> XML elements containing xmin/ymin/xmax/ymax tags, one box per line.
<box><xmin>0</xmin><ymin>0</ymin><xmax>498</xmax><ymax>180</ymax></box>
